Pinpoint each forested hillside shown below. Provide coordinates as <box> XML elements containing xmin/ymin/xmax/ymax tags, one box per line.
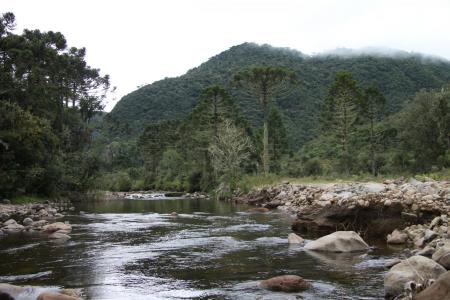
<box><xmin>109</xmin><ymin>43</ymin><xmax>450</xmax><ymax>148</ymax></box>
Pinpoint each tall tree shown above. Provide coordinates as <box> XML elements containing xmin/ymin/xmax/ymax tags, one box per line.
<box><xmin>362</xmin><ymin>86</ymin><xmax>386</xmax><ymax>176</ymax></box>
<box><xmin>322</xmin><ymin>71</ymin><xmax>361</xmax><ymax>173</ymax></box>
<box><xmin>233</xmin><ymin>67</ymin><xmax>296</xmax><ymax>174</ymax></box>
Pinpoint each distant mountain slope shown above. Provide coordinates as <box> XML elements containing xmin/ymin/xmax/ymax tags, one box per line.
<box><xmin>109</xmin><ymin>43</ymin><xmax>450</xmax><ymax>148</ymax></box>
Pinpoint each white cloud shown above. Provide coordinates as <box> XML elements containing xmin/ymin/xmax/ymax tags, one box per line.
<box><xmin>2</xmin><ymin>0</ymin><xmax>450</xmax><ymax>111</ymax></box>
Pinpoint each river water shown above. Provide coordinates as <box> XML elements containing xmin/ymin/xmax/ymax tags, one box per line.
<box><xmin>0</xmin><ymin>197</ymin><xmax>401</xmax><ymax>299</ymax></box>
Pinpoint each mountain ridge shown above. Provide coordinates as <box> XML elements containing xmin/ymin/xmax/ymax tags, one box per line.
<box><xmin>109</xmin><ymin>42</ymin><xmax>450</xmax><ymax>147</ymax></box>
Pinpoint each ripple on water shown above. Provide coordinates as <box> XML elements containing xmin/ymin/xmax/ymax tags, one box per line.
<box><xmin>0</xmin><ymin>271</ymin><xmax>52</xmax><ymax>281</ymax></box>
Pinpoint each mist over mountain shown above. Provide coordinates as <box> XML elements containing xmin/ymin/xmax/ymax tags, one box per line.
<box><xmin>109</xmin><ymin>42</ymin><xmax>450</xmax><ymax>148</ymax></box>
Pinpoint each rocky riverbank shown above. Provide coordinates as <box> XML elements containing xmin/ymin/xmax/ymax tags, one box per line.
<box><xmin>0</xmin><ymin>201</ymin><xmax>74</xmax><ymax>239</ymax></box>
<box><xmin>233</xmin><ymin>177</ymin><xmax>450</xmax><ymax>299</ymax></box>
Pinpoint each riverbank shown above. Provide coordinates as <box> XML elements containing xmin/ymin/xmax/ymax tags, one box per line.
<box><xmin>233</xmin><ymin>177</ymin><xmax>450</xmax><ymax>298</ymax></box>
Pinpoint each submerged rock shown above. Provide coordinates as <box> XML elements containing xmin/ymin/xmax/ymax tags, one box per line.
<box><xmin>414</xmin><ymin>271</ymin><xmax>450</xmax><ymax>300</ymax></box>
<box><xmin>48</xmin><ymin>232</ymin><xmax>71</xmax><ymax>240</ymax></box>
<box><xmin>247</xmin><ymin>207</ymin><xmax>270</xmax><ymax>213</ymax></box>
<box><xmin>384</xmin><ymin>255</ymin><xmax>446</xmax><ymax>298</ymax></box>
<box><xmin>260</xmin><ymin>275</ymin><xmax>311</xmax><ymax>292</ymax></box>
<box><xmin>288</xmin><ymin>233</ymin><xmax>304</xmax><ymax>244</ymax></box>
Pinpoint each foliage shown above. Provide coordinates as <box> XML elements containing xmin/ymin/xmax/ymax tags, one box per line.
<box><xmin>109</xmin><ymin>43</ymin><xmax>450</xmax><ymax>149</ymax></box>
<box><xmin>208</xmin><ymin>120</ymin><xmax>253</xmax><ymax>197</ymax></box>
<box><xmin>0</xmin><ymin>12</ymin><xmax>112</xmax><ymax>197</ymax></box>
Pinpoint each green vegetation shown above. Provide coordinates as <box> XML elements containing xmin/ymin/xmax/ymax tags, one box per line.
<box><xmin>0</xmin><ymin>12</ymin><xmax>112</xmax><ymax>197</ymax></box>
<box><xmin>109</xmin><ymin>43</ymin><xmax>450</xmax><ymax>148</ymax></box>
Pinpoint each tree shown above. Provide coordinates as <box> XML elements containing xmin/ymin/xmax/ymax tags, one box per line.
<box><xmin>233</xmin><ymin>67</ymin><xmax>296</xmax><ymax>174</ymax></box>
<box><xmin>362</xmin><ymin>86</ymin><xmax>386</xmax><ymax>176</ymax></box>
<box><xmin>208</xmin><ymin>120</ymin><xmax>252</xmax><ymax>196</ymax></box>
<box><xmin>322</xmin><ymin>71</ymin><xmax>361</xmax><ymax>173</ymax></box>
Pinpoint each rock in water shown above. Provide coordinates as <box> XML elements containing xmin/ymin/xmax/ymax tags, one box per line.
<box><xmin>384</xmin><ymin>255</ymin><xmax>446</xmax><ymax>298</ymax></box>
<box><xmin>247</xmin><ymin>207</ymin><xmax>270</xmax><ymax>213</ymax></box>
<box><xmin>387</xmin><ymin>229</ymin><xmax>408</xmax><ymax>244</ymax></box>
<box><xmin>260</xmin><ymin>275</ymin><xmax>311</xmax><ymax>292</ymax></box>
<box><xmin>42</xmin><ymin>222</ymin><xmax>72</xmax><ymax>233</ymax></box>
<box><xmin>432</xmin><ymin>245</ymin><xmax>450</xmax><ymax>269</ymax></box>
<box><xmin>414</xmin><ymin>271</ymin><xmax>450</xmax><ymax>300</ymax></box>
<box><xmin>304</xmin><ymin>231</ymin><xmax>369</xmax><ymax>252</ymax></box>
<box><xmin>288</xmin><ymin>233</ymin><xmax>304</xmax><ymax>244</ymax></box>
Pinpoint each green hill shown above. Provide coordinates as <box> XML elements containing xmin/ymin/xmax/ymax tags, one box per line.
<box><xmin>109</xmin><ymin>43</ymin><xmax>450</xmax><ymax>148</ymax></box>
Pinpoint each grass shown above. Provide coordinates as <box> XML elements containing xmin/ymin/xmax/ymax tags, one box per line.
<box><xmin>10</xmin><ymin>195</ymin><xmax>47</xmax><ymax>204</ymax></box>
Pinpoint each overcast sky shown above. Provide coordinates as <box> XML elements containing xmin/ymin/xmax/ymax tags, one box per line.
<box><xmin>3</xmin><ymin>0</ymin><xmax>450</xmax><ymax>111</ymax></box>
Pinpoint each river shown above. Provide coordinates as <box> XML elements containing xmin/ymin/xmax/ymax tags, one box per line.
<box><xmin>0</xmin><ymin>196</ymin><xmax>401</xmax><ymax>299</ymax></box>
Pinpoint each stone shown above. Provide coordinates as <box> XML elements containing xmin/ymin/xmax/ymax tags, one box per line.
<box><xmin>37</xmin><ymin>292</ymin><xmax>81</xmax><ymax>300</ymax></box>
<box><xmin>418</xmin><ymin>246</ymin><xmax>436</xmax><ymax>257</ymax></box>
<box><xmin>424</xmin><ymin>229</ymin><xmax>439</xmax><ymax>243</ymax></box>
<box><xmin>22</xmin><ymin>217</ymin><xmax>33</xmax><ymax>226</ymax></box>
<box><xmin>260</xmin><ymin>275</ymin><xmax>311</xmax><ymax>292</ymax></box>
<box><xmin>42</xmin><ymin>222</ymin><xmax>72</xmax><ymax>233</ymax></box>
<box><xmin>1</xmin><ymin>199</ymin><xmax>11</xmax><ymax>204</ymax></box>
<box><xmin>430</xmin><ymin>216</ymin><xmax>442</xmax><ymax>229</ymax></box>
<box><xmin>384</xmin><ymin>258</ymin><xmax>402</xmax><ymax>269</ymax></box>
<box><xmin>2</xmin><ymin>223</ymin><xmax>25</xmax><ymax>233</ymax></box>
<box><xmin>288</xmin><ymin>233</ymin><xmax>304</xmax><ymax>244</ymax></box>
<box><xmin>384</xmin><ymin>255</ymin><xmax>446</xmax><ymax>298</ymax></box>
<box><xmin>31</xmin><ymin>220</ymin><xmax>48</xmax><ymax>228</ymax></box>
<box><xmin>304</xmin><ymin>231</ymin><xmax>369</xmax><ymax>252</ymax></box>
<box><xmin>387</xmin><ymin>229</ymin><xmax>408</xmax><ymax>244</ymax></box>
<box><xmin>432</xmin><ymin>246</ymin><xmax>450</xmax><ymax>269</ymax></box>
<box><xmin>415</xmin><ymin>271</ymin><xmax>450</xmax><ymax>300</ymax></box>
<box><xmin>3</xmin><ymin>219</ymin><xmax>17</xmax><ymax>226</ymax></box>
<box><xmin>264</xmin><ymin>200</ymin><xmax>283</xmax><ymax>209</ymax></box>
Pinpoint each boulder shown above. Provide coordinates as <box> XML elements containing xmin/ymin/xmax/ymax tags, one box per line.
<box><xmin>42</xmin><ymin>222</ymin><xmax>72</xmax><ymax>233</ymax></box>
<box><xmin>424</xmin><ymin>229</ymin><xmax>438</xmax><ymax>243</ymax></box>
<box><xmin>22</xmin><ymin>217</ymin><xmax>33</xmax><ymax>226</ymax></box>
<box><xmin>415</xmin><ymin>271</ymin><xmax>450</xmax><ymax>300</ymax></box>
<box><xmin>432</xmin><ymin>246</ymin><xmax>450</xmax><ymax>269</ymax></box>
<box><xmin>384</xmin><ymin>255</ymin><xmax>446</xmax><ymax>298</ymax></box>
<box><xmin>304</xmin><ymin>231</ymin><xmax>369</xmax><ymax>252</ymax></box>
<box><xmin>387</xmin><ymin>229</ymin><xmax>408</xmax><ymax>244</ymax></box>
<box><xmin>288</xmin><ymin>233</ymin><xmax>304</xmax><ymax>244</ymax></box>
<box><xmin>37</xmin><ymin>292</ymin><xmax>81</xmax><ymax>300</ymax></box>
<box><xmin>260</xmin><ymin>275</ymin><xmax>311</xmax><ymax>292</ymax></box>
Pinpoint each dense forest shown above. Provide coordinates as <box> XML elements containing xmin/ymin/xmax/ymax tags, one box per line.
<box><xmin>0</xmin><ymin>13</ymin><xmax>113</xmax><ymax>196</ymax></box>
<box><xmin>109</xmin><ymin>42</ymin><xmax>450</xmax><ymax>147</ymax></box>
<box><xmin>1</xmin><ymin>12</ymin><xmax>449</xmax><ymax>198</ymax></box>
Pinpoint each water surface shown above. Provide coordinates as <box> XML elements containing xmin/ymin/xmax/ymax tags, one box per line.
<box><xmin>0</xmin><ymin>197</ymin><xmax>399</xmax><ymax>299</ymax></box>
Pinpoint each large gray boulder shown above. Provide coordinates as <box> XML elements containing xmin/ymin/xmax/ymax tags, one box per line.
<box><xmin>415</xmin><ymin>271</ymin><xmax>450</xmax><ymax>300</ymax></box>
<box><xmin>384</xmin><ymin>255</ymin><xmax>446</xmax><ymax>298</ymax></box>
<box><xmin>304</xmin><ymin>231</ymin><xmax>369</xmax><ymax>252</ymax></box>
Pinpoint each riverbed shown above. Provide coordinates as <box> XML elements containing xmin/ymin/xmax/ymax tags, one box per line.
<box><xmin>0</xmin><ymin>197</ymin><xmax>401</xmax><ymax>299</ymax></box>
